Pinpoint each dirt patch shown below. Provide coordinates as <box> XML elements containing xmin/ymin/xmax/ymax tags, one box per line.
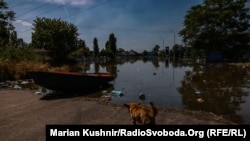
<box><xmin>0</xmin><ymin>89</ymin><xmax>235</xmax><ymax>141</ymax></box>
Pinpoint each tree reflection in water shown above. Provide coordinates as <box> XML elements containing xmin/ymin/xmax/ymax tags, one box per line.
<box><xmin>1</xmin><ymin>58</ymin><xmax>250</xmax><ymax>124</ymax></box>
<box><xmin>178</xmin><ymin>63</ymin><xmax>250</xmax><ymax>124</ymax></box>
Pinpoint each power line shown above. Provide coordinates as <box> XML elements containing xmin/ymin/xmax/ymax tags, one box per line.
<box><xmin>16</xmin><ymin>0</ymin><xmax>112</xmax><ymax>35</ymax></box>
<box><xmin>62</xmin><ymin>0</ymin><xmax>112</xmax><ymax>19</ymax></box>
<box><xmin>8</xmin><ymin>1</ymin><xmax>24</xmax><ymax>9</ymax></box>
<box><xmin>15</xmin><ymin>1</ymin><xmax>51</xmax><ymax>18</ymax></box>
<box><xmin>15</xmin><ymin>0</ymin><xmax>111</xmax><ymax>22</ymax></box>
<box><xmin>21</xmin><ymin>0</ymin><xmax>77</xmax><ymax>22</ymax></box>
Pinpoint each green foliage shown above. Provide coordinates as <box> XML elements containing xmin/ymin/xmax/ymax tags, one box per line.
<box><xmin>0</xmin><ymin>45</ymin><xmax>40</xmax><ymax>63</ymax></box>
<box><xmin>93</xmin><ymin>37</ymin><xmax>99</xmax><ymax>57</ymax></box>
<box><xmin>152</xmin><ymin>45</ymin><xmax>160</xmax><ymax>56</ymax></box>
<box><xmin>0</xmin><ymin>0</ymin><xmax>16</xmax><ymax>46</ymax></box>
<box><xmin>70</xmin><ymin>39</ymin><xmax>91</xmax><ymax>58</ymax></box>
<box><xmin>103</xmin><ymin>33</ymin><xmax>117</xmax><ymax>59</ymax></box>
<box><xmin>142</xmin><ymin>50</ymin><xmax>148</xmax><ymax>57</ymax></box>
<box><xmin>0</xmin><ymin>1</ymin><xmax>41</xmax><ymax>63</ymax></box>
<box><xmin>70</xmin><ymin>47</ymin><xmax>90</xmax><ymax>59</ymax></box>
<box><xmin>179</xmin><ymin>0</ymin><xmax>250</xmax><ymax>60</ymax></box>
<box><xmin>32</xmin><ymin>17</ymin><xmax>79</xmax><ymax>65</ymax></box>
<box><xmin>109</xmin><ymin>33</ymin><xmax>117</xmax><ymax>55</ymax></box>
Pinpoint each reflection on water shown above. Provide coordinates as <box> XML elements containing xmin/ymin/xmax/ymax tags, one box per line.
<box><xmin>1</xmin><ymin>58</ymin><xmax>250</xmax><ymax>124</ymax></box>
<box><xmin>79</xmin><ymin>58</ymin><xmax>250</xmax><ymax>124</ymax></box>
<box><xmin>39</xmin><ymin>83</ymin><xmax>115</xmax><ymax>100</ymax></box>
<box><xmin>178</xmin><ymin>63</ymin><xmax>250</xmax><ymax>124</ymax></box>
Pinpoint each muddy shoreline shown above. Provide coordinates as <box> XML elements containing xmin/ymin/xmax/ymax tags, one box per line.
<box><xmin>0</xmin><ymin>89</ymin><xmax>236</xmax><ymax>141</ymax></box>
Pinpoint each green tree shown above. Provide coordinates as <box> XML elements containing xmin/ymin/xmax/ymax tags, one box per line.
<box><xmin>142</xmin><ymin>50</ymin><xmax>148</xmax><ymax>57</ymax></box>
<box><xmin>76</xmin><ymin>39</ymin><xmax>87</xmax><ymax>49</ymax></box>
<box><xmin>179</xmin><ymin>0</ymin><xmax>250</xmax><ymax>60</ymax></box>
<box><xmin>104</xmin><ymin>40</ymin><xmax>114</xmax><ymax>58</ymax></box>
<box><xmin>108</xmin><ymin>33</ymin><xmax>117</xmax><ymax>59</ymax></box>
<box><xmin>103</xmin><ymin>33</ymin><xmax>117</xmax><ymax>59</ymax></box>
<box><xmin>93</xmin><ymin>37</ymin><xmax>99</xmax><ymax>57</ymax></box>
<box><xmin>152</xmin><ymin>45</ymin><xmax>160</xmax><ymax>57</ymax></box>
<box><xmin>0</xmin><ymin>0</ymin><xmax>16</xmax><ymax>46</ymax></box>
<box><xmin>32</xmin><ymin>17</ymin><xmax>79</xmax><ymax>65</ymax></box>
<box><xmin>109</xmin><ymin>33</ymin><xmax>117</xmax><ymax>55</ymax></box>
<box><xmin>70</xmin><ymin>39</ymin><xmax>89</xmax><ymax>59</ymax></box>
<box><xmin>0</xmin><ymin>0</ymin><xmax>32</xmax><ymax>62</ymax></box>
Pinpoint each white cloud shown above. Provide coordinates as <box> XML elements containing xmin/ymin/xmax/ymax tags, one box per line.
<box><xmin>15</xmin><ymin>20</ymin><xmax>33</xmax><ymax>27</ymax></box>
<box><xmin>44</xmin><ymin>0</ymin><xmax>92</xmax><ymax>6</ymax></box>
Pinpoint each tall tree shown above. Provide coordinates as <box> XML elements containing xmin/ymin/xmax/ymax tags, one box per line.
<box><xmin>93</xmin><ymin>37</ymin><xmax>99</xmax><ymax>57</ymax></box>
<box><xmin>0</xmin><ymin>0</ymin><xmax>16</xmax><ymax>46</ymax></box>
<box><xmin>104</xmin><ymin>33</ymin><xmax>117</xmax><ymax>59</ymax></box>
<box><xmin>76</xmin><ymin>39</ymin><xmax>87</xmax><ymax>49</ymax></box>
<box><xmin>104</xmin><ymin>40</ymin><xmax>114</xmax><ymax>58</ymax></box>
<box><xmin>70</xmin><ymin>39</ymin><xmax>90</xmax><ymax>59</ymax></box>
<box><xmin>179</xmin><ymin>0</ymin><xmax>250</xmax><ymax>60</ymax></box>
<box><xmin>152</xmin><ymin>45</ymin><xmax>160</xmax><ymax>57</ymax></box>
<box><xmin>32</xmin><ymin>17</ymin><xmax>79</xmax><ymax>65</ymax></box>
<box><xmin>109</xmin><ymin>33</ymin><xmax>117</xmax><ymax>56</ymax></box>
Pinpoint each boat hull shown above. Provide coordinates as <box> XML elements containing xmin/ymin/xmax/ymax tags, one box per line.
<box><xmin>28</xmin><ymin>70</ymin><xmax>115</xmax><ymax>92</ymax></box>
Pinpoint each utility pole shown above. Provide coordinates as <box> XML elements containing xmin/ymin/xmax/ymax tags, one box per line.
<box><xmin>170</xmin><ymin>30</ymin><xmax>175</xmax><ymax>46</ymax></box>
<box><xmin>170</xmin><ymin>30</ymin><xmax>176</xmax><ymax>59</ymax></box>
<box><xmin>160</xmin><ymin>37</ymin><xmax>164</xmax><ymax>52</ymax></box>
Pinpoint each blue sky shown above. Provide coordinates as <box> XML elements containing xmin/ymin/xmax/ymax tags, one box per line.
<box><xmin>7</xmin><ymin>0</ymin><xmax>203</xmax><ymax>52</ymax></box>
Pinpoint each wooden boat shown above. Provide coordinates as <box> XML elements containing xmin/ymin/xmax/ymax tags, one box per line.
<box><xmin>28</xmin><ymin>70</ymin><xmax>115</xmax><ymax>92</ymax></box>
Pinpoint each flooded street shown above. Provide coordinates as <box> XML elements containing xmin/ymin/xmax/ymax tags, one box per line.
<box><xmin>83</xmin><ymin>59</ymin><xmax>250</xmax><ymax>124</ymax></box>
<box><xmin>1</xmin><ymin>59</ymin><xmax>250</xmax><ymax>124</ymax></box>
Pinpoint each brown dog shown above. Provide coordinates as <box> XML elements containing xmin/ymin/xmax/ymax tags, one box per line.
<box><xmin>124</xmin><ymin>102</ymin><xmax>158</xmax><ymax>125</ymax></box>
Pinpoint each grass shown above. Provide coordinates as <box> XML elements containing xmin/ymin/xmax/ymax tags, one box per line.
<box><xmin>0</xmin><ymin>60</ymin><xmax>82</xmax><ymax>80</ymax></box>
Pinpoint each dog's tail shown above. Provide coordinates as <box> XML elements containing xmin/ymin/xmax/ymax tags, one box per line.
<box><xmin>150</xmin><ymin>102</ymin><xmax>157</xmax><ymax>117</ymax></box>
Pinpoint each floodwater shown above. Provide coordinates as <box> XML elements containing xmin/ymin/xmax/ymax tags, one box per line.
<box><xmin>83</xmin><ymin>58</ymin><xmax>250</xmax><ymax>124</ymax></box>
<box><xmin>1</xmin><ymin>58</ymin><xmax>250</xmax><ymax>124</ymax></box>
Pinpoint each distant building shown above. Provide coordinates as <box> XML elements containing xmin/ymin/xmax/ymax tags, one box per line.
<box><xmin>165</xmin><ymin>46</ymin><xmax>169</xmax><ymax>57</ymax></box>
